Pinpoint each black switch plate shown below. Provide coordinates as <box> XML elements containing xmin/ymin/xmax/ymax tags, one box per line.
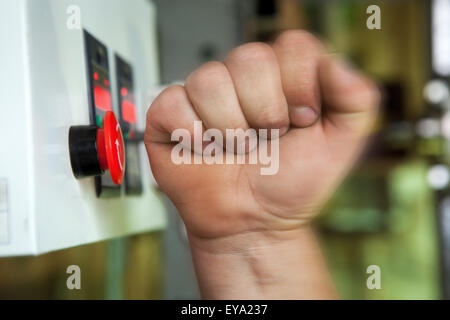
<box><xmin>84</xmin><ymin>30</ymin><xmax>121</xmax><ymax>198</ymax></box>
<box><xmin>116</xmin><ymin>54</ymin><xmax>143</xmax><ymax>195</ymax></box>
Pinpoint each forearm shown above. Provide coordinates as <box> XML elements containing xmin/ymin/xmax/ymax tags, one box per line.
<box><xmin>188</xmin><ymin>226</ymin><xmax>337</xmax><ymax>300</ymax></box>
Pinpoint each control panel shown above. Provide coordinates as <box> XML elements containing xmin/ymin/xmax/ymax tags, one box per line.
<box><xmin>116</xmin><ymin>55</ymin><xmax>144</xmax><ymax>195</ymax></box>
<box><xmin>0</xmin><ymin>0</ymin><xmax>165</xmax><ymax>256</ymax></box>
<box><xmin>84</xmin><ymin>31</ymin><xmax>123</xmax><ymax>197</ymax></box>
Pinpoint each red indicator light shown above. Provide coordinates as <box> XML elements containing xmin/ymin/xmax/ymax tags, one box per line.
<box><xmin>121</xmin><ymin>87</ymin><xmax>128</xmax><ymax>97</ymax></box>
<box><xmin>94</xmin><ymin>85</ymin><xmax>112</xmax><ymax>111</ymax></box>
<box><xmin>93</xmin><ymin>72</ymin><xmax>99</xmax><ymax>81</ymax></box>
<box><xmin>103</xmin><ymin>79</ymin><xmax>110</xmax><ymax>87</ymax></box>
<box><xmin>122</xmin><ymin>100</ymin><xmax>136</xmax><ymax>124</ymax></box>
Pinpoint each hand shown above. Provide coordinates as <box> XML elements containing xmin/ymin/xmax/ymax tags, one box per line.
<box><xmin>145</xmin><ymin>30</ymin><xmax>379</xmax><ymax>299</ymax></box>
<box><xmin>145</xmin><ymin>30</ymin><xmax>379</xmax><ymax>243</ymax></box>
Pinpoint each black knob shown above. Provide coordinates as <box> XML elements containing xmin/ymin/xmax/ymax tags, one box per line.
<box><xmin>69</xmin><ymin>125</ymin><xmax>103</xmax><ymax>179</ymax></box>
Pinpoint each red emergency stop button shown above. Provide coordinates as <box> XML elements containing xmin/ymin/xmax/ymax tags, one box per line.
<box><xmin>97</xmin><ymin>111</ymin><xmax>125</xmax><ymax>184</ymax></box>
<box><xmin>69</xmin><ymin>111</ymin><xmax>126</xmax><ymax>185</ymax></box>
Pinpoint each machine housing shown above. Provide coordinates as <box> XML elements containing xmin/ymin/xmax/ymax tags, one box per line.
<box><xmin>0</xmin><ymin>0</ymin><xmax>166</xmax><ymax>256</ymax></box>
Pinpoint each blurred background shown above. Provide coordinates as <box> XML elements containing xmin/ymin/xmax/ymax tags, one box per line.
<box><xmin>1</xmin><ymin>0</ymin><xmax>449</xmax><ymax>299</ymax></box>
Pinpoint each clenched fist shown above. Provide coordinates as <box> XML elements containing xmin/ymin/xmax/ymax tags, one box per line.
<box><xmin>145</xmin><ymin>30</ymin><xmax>379</xmax><ymax>299</ymax></box>
<box><xmin>145</xmin><ymin>29</ymin><xmax>378</xmax><ymax>237</ymax></box>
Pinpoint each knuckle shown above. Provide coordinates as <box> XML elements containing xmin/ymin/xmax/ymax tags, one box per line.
<box><xmin>186</xmin><ymin>61</ymin><xmax>229</xmax><ymax>92</ymax></box>
<box><xmin>147</xmin><ymin>85</ymin><xmax>186</xmax><ymax>122</ymax></box>
<box><xmin>226</xmin><ymin>42</ymin><xmax>275</xmax><ymax>65</ymax></box>
<box><xmin>160</xmin><ymin>84</ymin><xmax>187</xmax><ymax>102</ymax></box>
<box><xmin>275</xmin><ymin>30</ymin><xmax>324</xmax><ymax>54</ymax></box>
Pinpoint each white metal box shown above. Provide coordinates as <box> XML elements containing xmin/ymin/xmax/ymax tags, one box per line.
<box><xmin>0</xmin><ymin>0</ymin><xmax>166</xmax><ymax>256</ymax></box>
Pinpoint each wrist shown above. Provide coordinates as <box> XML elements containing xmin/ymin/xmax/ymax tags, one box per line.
<box><xmin>188</xmin><ymin>226</ymin><xmax>337</xmax><ymax>299</ymax></box>
<box><xmin>188</xmin><ymin>227</ymin><xmax>310</xmax><ymax>255</ymax></box>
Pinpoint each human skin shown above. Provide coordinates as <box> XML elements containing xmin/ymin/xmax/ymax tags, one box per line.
<box><xmin>145</xmin><ymin>30</ymin><xmax>380</xmax><ymax>299</ymax></box>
